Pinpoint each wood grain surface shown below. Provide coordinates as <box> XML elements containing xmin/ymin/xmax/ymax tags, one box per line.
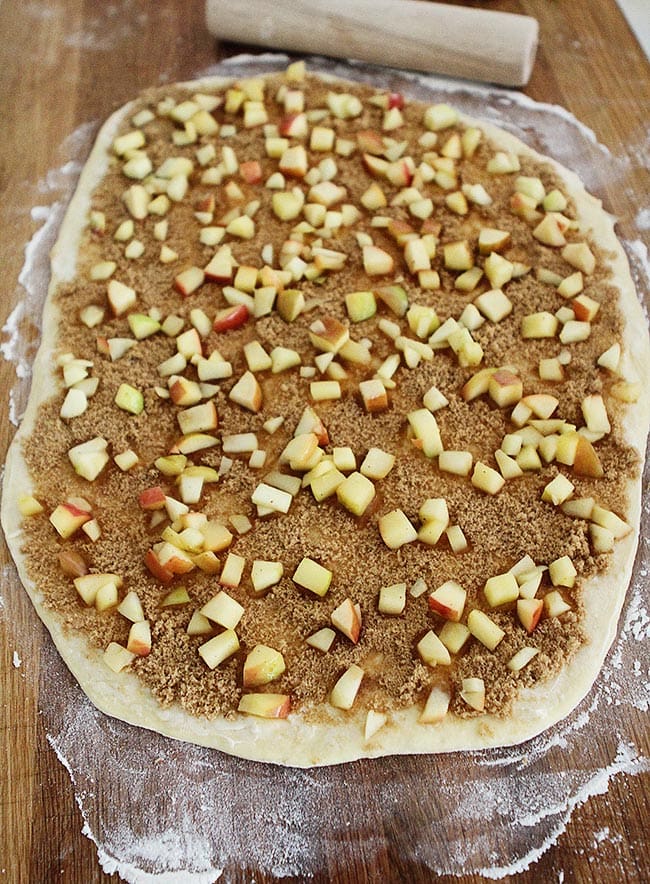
<box><xmin>1</xmin><ymin>2</ymin><xmax>648</xmax><ymax>882</ymax></box>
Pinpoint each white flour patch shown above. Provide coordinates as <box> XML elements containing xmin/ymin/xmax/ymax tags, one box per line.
<box><xmin>9</xmin><ymin>55</ymin><xmax>648</xmax><ymax>883</ymax></box>
<box><xmin>637</xmin><ymin>208</ymin><xmax>650</xmax><ymax>230</ymax></box>
<box><xmin>12</xmin><ymin>650</ymin><xmax>21</xmax><ymax>668</ymax></box>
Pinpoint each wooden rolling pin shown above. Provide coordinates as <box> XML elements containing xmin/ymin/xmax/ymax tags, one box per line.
<box><xmin>205</xmin><ymin>0</ymin><xmax>539</xmax><ymax>87</ymax></box>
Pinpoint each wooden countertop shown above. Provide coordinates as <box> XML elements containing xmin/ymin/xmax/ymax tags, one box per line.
<box><xmin>1</xmin><ymin>2</ymin><xmax>648</xmax><ymax>882</ymax></box>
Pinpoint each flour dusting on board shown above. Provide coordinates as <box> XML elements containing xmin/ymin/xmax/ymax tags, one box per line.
<box><xmin>7</xmin><ymin>56</ymin><xmax>649</xmax><ymax>883</ymax></box>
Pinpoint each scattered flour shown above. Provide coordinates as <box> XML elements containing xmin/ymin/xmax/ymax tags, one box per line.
<box><xmin>6</xmin><ymin>55</ymin><xmax>649</xmax><ymax>883</ymax></box>
<box><xmin>12</xmin><ymin>650</ymin><xmax>21</xmax><ymax>668</ymax></box>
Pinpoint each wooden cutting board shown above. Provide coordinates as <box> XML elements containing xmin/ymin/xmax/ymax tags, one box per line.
<box><xmin>1</xmin><ymin>1</ymin><xmax>648</xmax><ymax>881</ymax></box>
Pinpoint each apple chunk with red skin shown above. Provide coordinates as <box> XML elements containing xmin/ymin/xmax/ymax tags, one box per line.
<box><xmin>213</xmin><ymin>304</ymin><xmax>249</xmax><ymax>333</ymax></box>
<box><xmin>517</xmin><ymin>598</ymin><xmax>543</xmax><ymax>634</ymax></box>
<box><xmin>138</xmin><ymin>486</ymin><xmax>167</xmax><ymax>511</ymax></box>
<box><xmin>238</xmin><ymin>693</ymin><xmax>291</xmax><ymax>719</ymax></box>
<box><xmin>50</xmin><ymin>501</ymin><xmax>92</xmax><ymax>538</ymax></box>
<box><xmin>428</xmin><ymin>580</ymin><xmax>466</xmax><ymax>622</ymax></box>
<box><xmin>331</xmin><ymin>597</ymin><xmax>362</xmax><ymax>643</ymax></box>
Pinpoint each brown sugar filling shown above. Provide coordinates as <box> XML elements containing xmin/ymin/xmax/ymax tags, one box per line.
<box><xmin>18</xmin><ymin>69</ymin><xmax>639</xmax><ymax>725</ymax></box>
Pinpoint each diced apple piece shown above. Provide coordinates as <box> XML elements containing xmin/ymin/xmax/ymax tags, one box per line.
<box><xmin>362</xmin><ymin>245</ymin><xmax>394</xmax><ymax>276</ymax></box>
<box><xmin>219</xmin><ymin>554</ymin><xmax>246</xmax><ymax>589</ymax></box>
<box><xmin>127</xmin><ymin>620</ymin><xmax>152</xmax><ymax>656</ymax></box>
<box><xmin>460</xmin><ymin>677</ymin><xmax>485</xmax><ymax>712</ymax></box>
<box><xmin>428</xmin><ymin>580</ymin><xmax>466</xmax><ymax>622</ymax></box>
<box><xmin>549</xmin><ymin>555</ymin><xmax>577</xmax><ymax>588</ymax></box>
<box><xmin>213</xmin><ymin>303</ymin><xmax>249</xmax><ymax>332</ymax></box>
<box><xmin>446</xmin><ymin>525</ymin><xmax>468</xmax><ymax>553</ymax></box>
<box><xmin>375</xmin><ymin>284</ymin><xmax>409</xmax><ymax>317</ymax></box>
<box><xmin>544</xmin><ymin>590</ymin><xmax>571</xmax><ymax>617</ymax></box>
<box><xmin>521</xmin><ymin>311</ymin><xmax>559</xmax><ymax>339</ymax></box>
<box><xmin>443</xmin><ymin>240</ymin><xmax>473</xmax><ymax>271</ymax></box>
<box><xmin>117</xmin><ymin>590</ymin><xmax>145</xmax><ymax>622</ymax></box>
<box><xmin>471</xmin><ymin>462</ymin><xmax>505</xmax><ymax>495</ymax></box>
<box><xmin>174</xmin><ymin>266</ymin><xmax>205</xmax><ymax>297</ymax></box>
<box><xmin>238</xmin><ymin>693</ymin><xmax>291</xmax><ymax>719</ymax></box>
<box><xmin>589</xmin><ymin>523</ymin><xmax>615</xmax><ymax>553</ymax></box>
<box><xmin>161</xmin><ymin>586</ymin><xmax>191</xmax><ymax>606</ymax></box>
<box><xmin>475</xmin><ymin>288</ymin><xmax>512</xmax><ymax>323</ymax></box>
<box><xmin>199</xmin><ymin>629</ymin><xmax>240</xmax><ymax>669</ymax></box>
<box><xmin>306</xmin><ymin>627</ymin><xmax>336</xmax><ymax>652</ymax></box>
<box><xmin>201</xmin><ymin>591</ymin><xmax>244</xmax><ymax>629</ymax></box>
<box><xmin>144</xmin><ymin>549</ymin><xmax>174</xmax><ymax>583</ymax></box>
<box><xmin>272</xmin><ymin>190</ymin><xmax>305</xmax><ymax>221</ymax></box>
<box><xmin>336</xmin><ymin>471</ymin><xmax>375</xmax><ymax>516</ymax></box>
<box><xmin>611</xmin><ymin>380</ymin><xmax>641</xmax><ymax>403</ymax></box>
<box><xmin>407</xmin><ymin>409</ymin><xmax>443</xmax><ymax>457</ymax></box>
<box><xmin>581</xmin><ymin>394</ymin><xmax>610</xmax><ymax>435</ymax></box>
<box><xmin>107</xmin><ymin>279</ymin><xmax>137</xmax><ymax>315</ymax></box>
<box><xmin>251</xmin><ymin>482</ymin><xmax>293</xmax><ymax>514</ymax></box>
<box><xmin>597</xmin><ymin>342</ymin><xmax>621</xmax><ymax>372</ymax></box>
<box><xmin>114</xmin><ymin>384</ymin><xmax>144</xmax><ymax>415</ymax></box>
<box><xmin>229</xmin><ymin>371</ymin><xmax>262</xmax><ymax>413</ymax></box>
<box><xmin>243</xmin><ymin>645</ymin><xmax>286</xmax><ymax>687</ymax></box>
<box><xmin>73</xmin><ymin>572</ymin><xmax>122</xmax><ymax>606</ymax></box>
<box><xmin>533</xmin><ymin>215</ymin><xmax>566</xmax><ymax>247</ymax></box>
<box><xmin>423</xmin><ymin>103</ymin><xmax>458</xmax><ymax>131</ymax></box>
<box><xmin>378</xmin><ymin>509</ymin><xmax>418</xmax><ymax>550</ymax></box>
<box><xmin>344</xmin><ymin>290</ymin><xmax>376</xmax><ymax>323</ymax></box>
<box><xmin>309</xmin><ymin>316</ymin><xmax>349</xmax><ymax>353</ymax></box>
<box><xmin>357</xmin><ymin>378</ymin><xmax>387</xmax><ymax>414</ymax></box>
<box><xmin>331</xmin><ymin>597</ymin><xmax>362</xmax><ymax>642</ymax></box>
<box><xmin>293</xmin><ymin>557</ymin><xmax>332</xmax><ymax>597</ymax></box>
<box><xmin>419</xmin><ymin>685</ymin><xmax>451</xmax><ymax>724</ymax></box>
<box><xmin>363</xmin><ymin>709</ymin><xmax>387</xmax><ymax>740</ymax></box>
<box><xmin>438</xmin><ymin>621</ymin><xmax>471</xmax><ymax>654</ymax></box>
<box><xmin>517</xmin><ymin>598</ymin><xmax>543</xmax><ymax>634</ymax></box>
<box><xmin>330</xmin><ymin>664</ymin><xmax>364</xmax><ymax>710</ymax></box>
<box><xmin>68</xmin><ymin>437</ymin><xmax>109</xmax><ymax>481</ymax></box>
<box><xmin>359</xmin><ymin>447</ymin><xmax>395</xmax><ymax>480</ymax></box>
<box><xmin>467</xmin><ymin>609</ymin><xmax>505</xmax><ymax>650</ymax></box>
<box><xmin>488</xmin><ymin>369</ymin><xmax>522</xmax><ymax>408</ymax></box>
<box><xmin>378</xmin><ymin>583</ymin><xmax>407</xmax><ymax>615</ymax></box>
<box><xmin>572</xmin><ymin>436</ymin><xmax>604</xmax><ymax>478</ymax></box>
<box><xmin>251</xmin><ymin>560</ymin><xmax>284</xmax><ymax>594</ymax></box>
<box><xmin>590</xmin><ymin>504</ymin><xmax>631</xmax><ymax>539</ymax></box>
<box><xmin>417</xmin><ymin>630</ymin><xmax>451</xmax><ymax>666</ymax></box>
<box><xmin>484</xmin><ymin>572</ymin><xmax>519</xmax><ymax>607</ymax></box>
<box><xmin>508</xmin><ymin>646</ymin><xmax>539</xmax><ymax>672</ymax></box>
<box><xmin>542</xmin><ymin>474</ymin><xmax>575</xmax><ymax>506</ymax></box>
<box><xmin>50</xmin><ymin>501</ymin><xmax>91</xmax><ymax>538</ymax></box>
<box><xmin>478</xmin><ymin>227</ymin><xmax>510</xmax><ymax>254</ymax></box>
<box><xmin>562</xmin><ymin>242</ymin><xmax>596</xmax><ymax>275</ymax></box>
<box><xmin>103</xmin><ymin>642</ymin><xmax>136</xmax><ymax>673</ymax></box>
<box><xmin>18</xmin><ymin>494</ymin><xmax>44</xmax><ymax>517</ymax></box>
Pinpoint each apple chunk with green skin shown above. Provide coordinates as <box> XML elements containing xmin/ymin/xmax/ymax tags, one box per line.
<box><xmin>127</xmin><ymin>620</ymin><xmax>152</xmax><ymax>656</ymax></box>
<box><xmin>115</xmin><ymin>383</ymin><xmax>144</xmax><ymax>415</ymax></box>
<box><xmin>243</xmin><ymin>644</ymin><xmax>286</xmax><ymax>687</ymax></box>
<box><xmin>417</xmin><ymin>630</ymin><xmax>451</xmax><ymax>666</ymax></box>
<box><xmin>238</xmin><ymin>693</ymin><xmax>291</xmax><ymax>719</ymax></box>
